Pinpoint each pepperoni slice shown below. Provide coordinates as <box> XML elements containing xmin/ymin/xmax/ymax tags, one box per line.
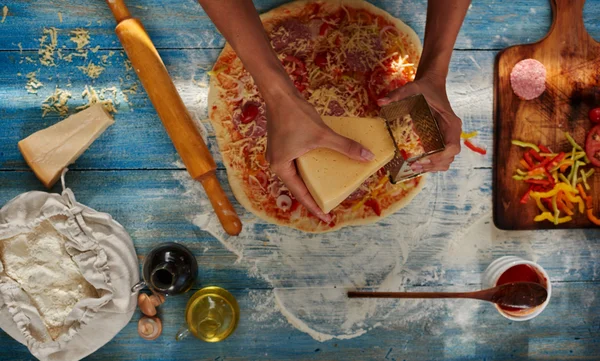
<box><xmin>510</xmin><ymin>59</ymin><xmax>547</xmax><ymax>100</ymax></box>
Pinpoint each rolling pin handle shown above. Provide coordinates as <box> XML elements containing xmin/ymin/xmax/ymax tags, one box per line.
<box><xmin>199</xmin><ymin>173</ymin><xmax>243</xmax><ymax>236</ymax></box>
<box><xmin>105</xmin><ymin>0</ymin><xmax>132</xmax><ymax>23</ymax></box>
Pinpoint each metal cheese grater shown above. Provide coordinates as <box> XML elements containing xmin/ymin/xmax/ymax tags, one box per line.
<box><xmin>380</xmin><ymin>94</ymin><xmax>445</xmax><ymax>184</ymax></box>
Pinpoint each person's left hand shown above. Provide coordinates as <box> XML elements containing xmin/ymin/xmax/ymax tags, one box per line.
<box><xmin>377</xmin><ymin>74</ymin><xmax>462</xmax><ymax>173</ymax></box>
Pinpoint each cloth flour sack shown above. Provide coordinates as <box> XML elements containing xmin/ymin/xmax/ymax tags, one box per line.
<box><xmin>0</xmin><ymin>174</ymin><xmax>139</xmax><ymax>361</ymax></box>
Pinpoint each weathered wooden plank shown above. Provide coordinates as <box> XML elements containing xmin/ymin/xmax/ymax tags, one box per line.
<box><xmin>0</xmin><ymin>0</ymin><xmax>599</xmax><ymax>51</ymax></box>
<box><xmin>0</xmin><ymin>282</ymin><xmax>598</xmax><ymax>360</ymax></box>
<box><xmin>0</xmin><ymin>49</ymin><xmax>493</xmax><ymax>171</ymax></box>
<box><xmin>0</xmin><ymin>169</ymin><xmax>598</xmax><ymax>289</ymax></box>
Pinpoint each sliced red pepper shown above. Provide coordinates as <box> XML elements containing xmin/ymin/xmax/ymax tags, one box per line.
<box><xmin>529</xmin><ymin>149</ymin><xmax>544</xmax><ymax>162</ymax></box>
<box><xmin>523</xmin><ymin>152</ymin><xmax>535</xmax><ymax>168</ymax></box>
<box><xmin>535</xmin><ymin>157</ymin><xmax>552</xmax><ymax>169</ymax></box>
<box><xmin>364</xmin><ymin>199</ymin><xmax>382</xmax><ymax>216</ymax></box>
<box><xmin>293</xmin><ymin>81</ymin><xmax>306</xmax><ymax>92</ymax></box>
<box><xmin>520</xmin><ymin>187</ymin><xmax>533</xmax><ymax>204</ymax></box>
<box><xmin>319</xmin><ymin>22</ymin><xmax>332</xmax><ymax>36</ymax></box>
<box><xmin>545</xmin><ymin>152</ymin><xmax>566</xmax><ymax>171</ymax></box>
<box><xmin>400</xmin><ymin>149</ymin><xmax>409</xmax><ymax>160</ymax></box>
<box><xmin>525</xmin><ymin>179</ymin><xmax>551</xmax><ymax>186</ymax></box>
<box><xmin>314</xmin><ymin>52</ymin><xmax>328</xmax><ymax>68</ymax></box>
<box><xmin>284</xmin><ymin>55</ymin><xmax>306</xmax><ymax>72</ymax></box>
<box><xmin>538</xmin><ymin>144</ymin><xmax>551</xmax><ymax>153</ymax></box>
<box><xmin>544</xmin><ymin>169</ymin><xmax>556</xmax><ymax>186</ymax></box>
<box><xmin>464</xmin><ymin>140</ymin><xmax>487</xmax><ymax>155</ymax></box>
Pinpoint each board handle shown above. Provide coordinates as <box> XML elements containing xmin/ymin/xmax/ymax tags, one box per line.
<box><xmin>547</xmin><ymin>0</ymin><xmax>590</xmax><ymax>44</ymax></box>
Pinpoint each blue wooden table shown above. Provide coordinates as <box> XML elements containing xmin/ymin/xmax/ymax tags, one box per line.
<box><xmin>1</xmin><ymin>1</ymin><xmax>599</xmax><ymax>360</ymax></box>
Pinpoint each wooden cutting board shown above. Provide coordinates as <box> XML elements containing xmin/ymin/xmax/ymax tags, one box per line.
<box><xmin>494</xmin><ymin>0</ymin><xmax>600</xmax><ymax>230</ymax></box>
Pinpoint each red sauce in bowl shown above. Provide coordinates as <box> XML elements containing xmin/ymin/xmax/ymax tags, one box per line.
<box><xmin>496</xmin><ymin>264</ymin><xmax>547</xmax><ymax>312</ymax></box>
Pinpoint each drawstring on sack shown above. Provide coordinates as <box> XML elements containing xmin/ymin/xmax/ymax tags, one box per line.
<box><xmin>60</xmin><ymin>168</ymin><xmax>69</xmax><ymax>193</ymax></box>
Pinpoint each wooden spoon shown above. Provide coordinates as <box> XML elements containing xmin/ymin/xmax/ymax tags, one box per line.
<box><xmin>348</xmin><ymin>282</ymin><xmax>548</xmax><ymax>309</ymax></box>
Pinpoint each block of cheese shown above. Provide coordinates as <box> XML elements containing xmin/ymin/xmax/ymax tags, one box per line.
<box><xmin>297</xmin><ymin>116</ymin><xmax>395</xmax><ymax>214</ymax></box>
<box><xmin>18</xmin><ymin>104</ymin><xmax>114</xmax><ymax>188</ymax></box>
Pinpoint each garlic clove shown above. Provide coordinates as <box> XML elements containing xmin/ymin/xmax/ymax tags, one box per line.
<box><xmin>138</xmin><ymin>316</ymin><xmax>162</xmax><ymax>340</ymax></box>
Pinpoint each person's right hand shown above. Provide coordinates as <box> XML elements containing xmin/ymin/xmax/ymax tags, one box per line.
<box><xmin>265</xmin><ymin>89</ymin><xmax>375</xmax><ymax>223</ymax></box>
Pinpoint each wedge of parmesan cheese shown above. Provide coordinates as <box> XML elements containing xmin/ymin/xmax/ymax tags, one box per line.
<box><xmin>18</xmin><ymin>104</ymin><xmax>114</xmax><ymax>188</ymax></box>
<box><xmin>297</xmin><ymin>116</ymin><xmax>395</xmax><ymax>214</ymax></box>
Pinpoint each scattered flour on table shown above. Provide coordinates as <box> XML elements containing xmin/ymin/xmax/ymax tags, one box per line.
<box><xmin>173</xmin><ymin>160</ymin><xmax>479</xmax><ymax>341</ymax></box>
<box><xmin>174</xmin><ymin>152</ymin><xmax>597</xmax><ymax>342</ymax></box>
<box><xmin>170</xmin><ymin>37</ymin><xmax>597</xmax><ymax>343</ymax></box>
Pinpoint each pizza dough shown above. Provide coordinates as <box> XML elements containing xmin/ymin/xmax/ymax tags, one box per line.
<box><xmin>208</xmin><ymin>0</ymin><xmax>425</xmax><ymax>232</ymax></box>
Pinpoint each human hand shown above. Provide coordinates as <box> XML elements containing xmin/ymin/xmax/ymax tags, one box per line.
<box><xmin>265</xmin><ymin>90</ymin><xmax>375</xmax><ymax>222</ymax></box>
<box><xmin>377</xmin><ymin>74</ymin><xmax>462</xmax><ymax>173</ymax></box>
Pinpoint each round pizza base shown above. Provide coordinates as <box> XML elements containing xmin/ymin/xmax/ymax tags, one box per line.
<box><xmin>208</xmin><ymin>0</ymin><xmax>425</xmax><ymax>233</ymax></box>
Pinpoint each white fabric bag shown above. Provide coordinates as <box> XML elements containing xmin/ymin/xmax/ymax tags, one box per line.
<box><xmin>0</xmin><ymin>173</ymin><xmax>139</xmax><ymax>361</ymax></box>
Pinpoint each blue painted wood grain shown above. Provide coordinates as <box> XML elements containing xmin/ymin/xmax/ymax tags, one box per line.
<box><xmin>0</xmin><ymin>0</ymin><xmax>599</xmax><ymax>360</ymax></box>
<box><xmin>0</xmin><ymin>281</ymin><xmax>597</xmax><ymax>360</ymax></box>
<box><xmin>0</xmin><ymin>0</ymin><xmax>599</xmax><ymax>51</ymax></box>
<box><xmin>1</xmin><ymin>50</ymin><xmax>494</xmax><ymax>171</ymax></box>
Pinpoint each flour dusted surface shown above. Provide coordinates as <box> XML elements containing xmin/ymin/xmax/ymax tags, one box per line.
<box><xmin>0</xmin><ymin>218</ymin><xmax>98</xmax><ymax>340</ymax></box>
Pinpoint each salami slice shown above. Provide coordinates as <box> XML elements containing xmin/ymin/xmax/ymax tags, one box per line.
<box><xmin>510</xmin><ymin>59</ymin><xmax>547</xmax><ymax>100</ymax></box>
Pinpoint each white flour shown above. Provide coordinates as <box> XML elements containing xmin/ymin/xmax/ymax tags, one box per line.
<box><xmin>0</xmin><ymin>218</ymin><xmax>97</xmax><ymax>340</ymax></box>
<box><xmin>171</xmin><ymin>47</ymin><xmax>599</xmax><ymax>343</ymax></box>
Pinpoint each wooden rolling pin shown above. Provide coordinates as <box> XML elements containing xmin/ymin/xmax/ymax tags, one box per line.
<box><xmin>106</xmin><ymin>0</ymin><xmax>242</xmax><ymax>236</ymax></box>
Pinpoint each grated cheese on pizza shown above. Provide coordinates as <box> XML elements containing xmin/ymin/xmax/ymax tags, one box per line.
<box><xmin>209</xmin><ymin>0</ymin><xmax>424</xmax><ymax>232</ymax></box>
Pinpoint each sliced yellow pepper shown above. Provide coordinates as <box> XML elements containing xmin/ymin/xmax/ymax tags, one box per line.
<box><xmin>461</xmin><ymin>131</ymin><xmax>478</xmax><ymax>139</ymax></box>
<box><xmin>531</xmin><ymin>183</ymin><xmax>572</xmax><ymax>199</ymax></box>
<box><xmin>535</xmin><ymin>197</ymin><xmax>548</xmax><ymax>212</ymax></box>
<box><xmin>534</xmin><ymin>212</ymin><xmax>572</xmax><ymax>224</ymax></box>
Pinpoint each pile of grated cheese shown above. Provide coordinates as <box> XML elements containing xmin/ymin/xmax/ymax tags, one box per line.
<box><xmin>42</xmin><ymin>87</ymin><xmax>72</xmax><ymax>117</ymax></box>
<box><xmin>25</xmin><ymin>72</ymin><xmax>44</xmax><ymax>94</ymax></box>
<box><xmin>38</xmin><ymin>27</ymin><xmax>59</xmax><ymax>66</ymax></box>
<box><xmin>77</xmin><ymin>85</ymin><xmax>118</xmax><ymax>114</ymax></box>
<box><xmin>77</xmin><ymin>61</ymin><xmax>105</xmax><ymax>79</ymax></box>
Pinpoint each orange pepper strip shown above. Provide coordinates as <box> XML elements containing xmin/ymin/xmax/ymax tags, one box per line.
<box><xmin>561</xmin><ymin>191</ymin><xmax>574</xmax><ymax>210</ymax></box>
<box><xmin>520</xmin><ymin>159</ymin><xmax>531</xmax><ymax>171</ymax></box>
<box><xmin>557</xmin><ymin>196</ymin><xmax>573</xmax><ymax>216</ymax></box>
<box><xmin>577</xmin><ymin>184</ymin><xmax>588</xmax><ymax>200</ymax></box>
<box><xmin>587</xmin><ymin>209</ymin><xmax>600</xmax><ymax>226</ymax></box>
<box><xmin>577</xmin><ymin>184</ymin><xmax>593</xmax><ymax>209</ymax></box>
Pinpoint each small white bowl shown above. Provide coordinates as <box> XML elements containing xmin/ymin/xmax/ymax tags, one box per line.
<box><xmin>482</xmin><ymin>256</ymin><xmax>551</xmax><ymax>321</ymax></box>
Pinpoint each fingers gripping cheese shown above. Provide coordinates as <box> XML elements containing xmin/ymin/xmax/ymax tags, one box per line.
<box><xmin>297</xmin><ymin>116</ymin><xmax>395</xmax><ymax>213</ymax></box>
<box><xmin>18</xmin><ymin>104</ymin><xmax>114</xmax><ymax>188</ymax></box>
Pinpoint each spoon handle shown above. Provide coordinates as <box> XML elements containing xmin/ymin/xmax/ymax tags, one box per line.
<box><xmin>347</xmin><ymin>291</ymin><xmax>478</xmax><ymax>299</ymax></box>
